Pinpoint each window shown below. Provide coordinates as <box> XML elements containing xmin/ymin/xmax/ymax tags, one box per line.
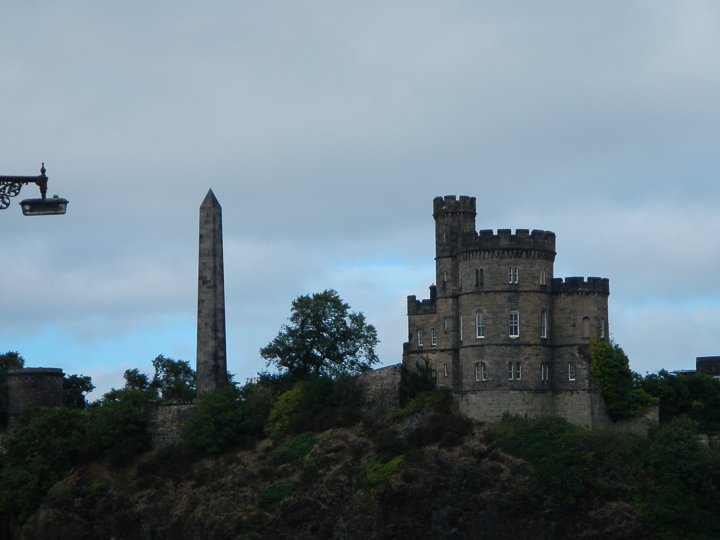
<box><xmin>582</xmin><ymin>317</ymin><xmax>590</xmax><ymax>338</ymax></box>
<box><xmin>540</xmin><ymin>268</ymin><xmax>546</xmax><ymax>286</ymax></box>
<box><xmin>515</xmin><ymin>362</ymin><xmax>522</xmax><ymax>380</ymax></box>
<box><xmin>444</xmin><ymin>318</ymin><xmax>448</xmax><ymax>332</ymax></box>
<box><xmin>508</xmin><ymin>361</ymin><xmax>521</xmax><ymax>380</ymax></box>
<box><xmin>476</xmin><ymin>363</ymin><xmax>487</xmax><ymax>382</ymax></box>
<box><xmin>600</xmin><ymin>318</ymin><xmax>605</xmax><ymax>339</ymax></box>
<box><xmin>431</xmin><ymin>328</ymin><xmax>437</xmax><ymax>346</ymax></box>
<box><xmin>540</xmin><ymin>310</ymin><xmax>548</xmax><ymax>339</ymax></box>
<box><xmin>568</xmin><ymin>362</ymin><xmax>576</xmax><ymax>381</ymax></box>
<box><xmin>508</xmin><ymin>362</ymin><xmax>514</xmax><ymax>380</ymax></box>
<box><xmin>508</xmin><ymin>310</ymin><xmax>519</xmax><ymax>338</ymax></box>
<box><xmin>541</xmin><ymin>363</ymin><xmax>549</xmax><ymax>381</ymax></box>
<box><xmin>476</xmin><ymin>268</ymin><xmax>484</xmax><ymax>287</ymax></box>
<box><xmin>508</xmin><ymin>267</ymin><xmax>518</xmax><ymax>283</ymax></box>
<box><xmin>475</xmin><ymin>311</ymin><xmax>485</xmax><ymax>339</ymax></box>
<box><xmin>417</xmin><ymin>330</ymin><xmax>423</xmax><ymax>347</ymax></box>
<box><xmin>444</xmin><ymin>363</ymin><xmax>448</xmax><ymax>377</ymax></box>
<box><xmin>459</xmin><ymin>314</ymin><xmax>463</xmax><ymax>341</ymax></box>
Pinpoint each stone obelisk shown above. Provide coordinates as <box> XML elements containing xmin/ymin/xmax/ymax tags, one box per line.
<box><xmin>196</xmin><ymin>189</ymin><xmax>227</xmax><ymax>395</ymax></box>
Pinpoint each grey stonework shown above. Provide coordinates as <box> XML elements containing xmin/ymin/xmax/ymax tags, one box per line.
<box><xmin>402</xmin><ymin>195</ymin><xmax>641</xmax><ymax>431</ymax></box>
<box><xmin>358</xmin><ymin>364</ymin><xmax>402</xmax><ymax>410</ymax></box>
<box><xmin>7</xmin><ymin>368</ymin><xmax>64</xmax><ymax>427</ymax></box>
<box><xmin>196</xmin><ymin>190</ymin><xmax>227</xmax><ymax>395</ymax></box>
<box><xmin>146</xmin><ymin>404</ymin><xmax>194</xmax><ymax>448</ymax></box>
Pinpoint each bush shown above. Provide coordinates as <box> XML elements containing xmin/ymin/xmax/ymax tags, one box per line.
<box><xmin>590</xmin><ymin>339</ymin><xmax>657</xmax><ymax>419</ymax></box>
<box><xmin>262</xmin><ymin>480</ymin><xmax>299</xmax><ymax>504</ymax></box>
<box><xmin>406</xmin><ymin>413</ymin><xmax>472</xmax><ymax>449</ymax></box>
<box><xmin>399</xmin><ymin>360</ymin><xmax>436</xmax><ymax>406</ymax></box>
<box><xmin>373</xmin><ymin>428</ymin><xmax>407</xmax><ymax>463</ymax></box>
<box><xmin>269</xmin><ymin>432</ymin><xmax>319</xmax><ymax>465</ymax></box>
<box><xmin>642</xmin><ymin>370</ymin><xmax>720</xmax><ymax>431</ymax></box>
<box><xmin>265</xmin><ymin>383</ymin><xmax>306</xmax><ymax>439</ymax></box>
<box><xmin>362</xmin><ymin>456</ymin><xmax>404</xmax><ymax>488</ymax></box>
<box><xmin>181</xmin><ymin>384</ymin><xmax>265</xmax><ymax>456</ymax></box>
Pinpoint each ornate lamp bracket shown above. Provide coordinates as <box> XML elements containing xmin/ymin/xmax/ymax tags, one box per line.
<box><xmin>0</xmin><ymin>164</ymin><xmax>48</xmax><ymax>210</ymax></box>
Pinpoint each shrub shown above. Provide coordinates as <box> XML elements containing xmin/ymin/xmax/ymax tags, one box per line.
<box><xmin>181</xmin><ymin>384</ymin><xmax>263</xmax><ymax>456</ymax></box>
<box><xmin>362</xmin><ymin>456</ymin><xmax>404</xmax><ymax>488</ymax></box>
<box><xmin>262</xmin><ymin>480</ymin><xmax>299</xmax><ymax>504</ymax></box>
<box><xmin>406</xmin><ymin>412</ymin><xmax>472</xmax><ymax>448</ymax></box>
<box><xmin>399</xmin><ymin>360</ymin><xmax>436</xmax><ymax>406</ymax></box>
<box><xmin>269</xmin><ymin>432</ymin><xmax>319</xmax><ymax>465</ymax></box>
<box><xmin>590</xmin><ymin>339</ymin><xmax>657</xmax><ymax>419</ymax></box>
<box><xmin>373</xmin><ymin>428</ymin><xmax>407</xmax><ymax>463</ymax></box>
<box><xmin>265</xmin><ymin>383</ymin><xmax>306</xmax><ymax>439</ymax></box>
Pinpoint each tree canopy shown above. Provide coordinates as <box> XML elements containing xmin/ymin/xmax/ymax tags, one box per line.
<box><xmin>260</xmin><ymin>289</ymin><xmax>379</xmax><ymax>378</ymax></box>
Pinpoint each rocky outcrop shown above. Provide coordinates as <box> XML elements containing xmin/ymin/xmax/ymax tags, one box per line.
<box><xmin>18</xmin><ymin>420</ymin><xmax>656</xmax><ymax>540</ymax></box>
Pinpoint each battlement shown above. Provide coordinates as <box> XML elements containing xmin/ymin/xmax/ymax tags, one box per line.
<box><xmin>407</xmin><ymin>285</ymin><xmax>437</xmax><ymax>315</ymax></box>
<box><xmin>551</xmin><ymin>277</ymin><xmax>609</xmax><ymax>294</ymax></box>
<box><xmin>433</xmin><ymin>195</ymin><xmax>476</xmax><ymax>216</ymax></box>
<box><xmin>457</xmin><ymin>228</ymin><xmax>556</xmax><ymax>254</ymax></box>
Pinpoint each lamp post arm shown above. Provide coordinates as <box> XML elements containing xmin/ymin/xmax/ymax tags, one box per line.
<box><xmin>0</xmin><ymin>164</ymin><xmax>48</xmax><ymax>210</ymax></box>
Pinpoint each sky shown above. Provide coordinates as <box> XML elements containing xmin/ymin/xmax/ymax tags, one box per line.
<box><xmin>3</xmin><ymin>1</ymin><xmax>720</xmax><ymax>400</ymax></box>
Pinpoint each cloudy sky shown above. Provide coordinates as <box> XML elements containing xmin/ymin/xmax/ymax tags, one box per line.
<box><xmin>2</xmin><ymin>1</ymin><xmax>720</xmax><ymax>399</ymax></box>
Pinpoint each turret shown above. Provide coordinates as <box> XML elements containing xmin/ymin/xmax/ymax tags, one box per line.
<box><xmin>433</xmin><ymin>196</ymin><xmax>476</xmax><ymax>259</ymax></box>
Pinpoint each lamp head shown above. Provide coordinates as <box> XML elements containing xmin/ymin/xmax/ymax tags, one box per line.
<box><xmin>20</xmin><ymin>195</ymin><xmax>69</xmax><ymax>216</ymax></box>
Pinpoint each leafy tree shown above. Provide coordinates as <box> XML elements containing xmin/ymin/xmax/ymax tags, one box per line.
<box><xmin>63</xmin><ymin>374</ymin><xmax>95</xmax><ymax>409</ymax></box>
<box><xmin>101</xmin><ymin>368</ymin><xmax>158</xmax><ymax>403</ymax></box>
<box><xmin>590</xmin><ymin>339</ymin><xmax>656</xmax><ymax>419</ymax></box>
<box><xmin>642</xmin><ymin>369</ymin><xmax>720</xmax><ymax>431</ymax></box>
<box><xmin>150</xmin><ymin>355</ymin><xmax>196</xmax><ymax>404</ymax></box>
<box><xmin>260</xmin><ymin>289</ymin><xmax>379</xmax><ymax>378</ymax></box>
<box><xmin>0</xmin><ymin>351</ymin><xmax>24</xmax><ymax>428</ymax></box>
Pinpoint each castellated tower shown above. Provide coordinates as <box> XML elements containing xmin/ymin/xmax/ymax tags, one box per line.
<box><xmin>196</xmin><ymin>190</ymin><xmax>227</xmax><ymax>396</ymax></box>
<box><xmin>403</xmin><ymin>195</ymin><xmax>611</xmax><ymax>429</ymax></box>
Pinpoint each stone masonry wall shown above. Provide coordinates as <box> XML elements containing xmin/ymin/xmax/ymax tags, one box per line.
<box><xmin>147</xmin><ymin>404</ymin><xmax>195</xmax><ymax>448</ymax></box>
<box><xmin>358</xmin><ymin>364</ymin><xmax>402</xmax><ymax>410</ymax></box>
<box><xmin>7</xmin><ymin>368</ymin><xmax>64</xmax><ymax>427</ymax></box>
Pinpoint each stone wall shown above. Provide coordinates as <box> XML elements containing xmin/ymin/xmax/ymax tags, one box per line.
<box><xmin>7</xmin><ymin>368</ymin><xmax>64</xmax><ymax>427</ymax></box>
<box><xmin>359</xmin><ymin>364</ymin><xmax>402</xmax><ymax>410</ymax></box>
<box><xmin>146</xmin><ymin>404</ymin><xmax>194</xmax><ymax>448</ymax></box>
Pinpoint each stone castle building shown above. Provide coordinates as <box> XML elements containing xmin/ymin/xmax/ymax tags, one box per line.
<box><xmin>403</xmin><ymin>195</ymin><xmax>620</xmax><ymax>429</ymax></box>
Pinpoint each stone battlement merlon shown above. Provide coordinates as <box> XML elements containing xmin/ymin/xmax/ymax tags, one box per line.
<box><xmin>456</xmin><ymin>228</ymin><xmax>556</xmax><ymax>254</ymax></box>
<box><xmin>407</xmin><ymin>285</ymin><xmax>437</xmax><ymax>315</ymax></box>
<box><xmin>433</xmin><ymin>195</ymin><xmax>477</xmax><ymax>216</ymax></box>
<box><xmin>551</xmin><ymin>277</ymin><xmax>609</xmax><ymax>294</ymax></box>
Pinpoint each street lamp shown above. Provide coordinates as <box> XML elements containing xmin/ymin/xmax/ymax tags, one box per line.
<box><xmin>0</xmin><ymin>163</ymin><xmax>69</xmax><ymax>216</ymax></box>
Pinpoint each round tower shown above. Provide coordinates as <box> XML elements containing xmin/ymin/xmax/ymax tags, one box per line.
<box><xmin>7</xmin><ymin>368</ymin><xmax>64</xmax><ymax>427</ymax></box>
<box><xmin>456</xmin><ymin>229</ymin><xmax>556</xmax><ymax>391</ymax></box>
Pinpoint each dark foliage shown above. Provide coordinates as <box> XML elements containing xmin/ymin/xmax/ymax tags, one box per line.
<box><xmin>180</xmin><ymin>382</ymin><xmax>273</xmax><ymax>456</ymax></box>
<box><xmin>642</xmin><ymin>369</ymin><xmax>720</xmax><ymax>431</ymax></box>
<box><xmin>399</xmin><ymin>360</ymin><xmax>436</xmax><ymax>407</ymax></box>
<box><xmin>63</xmin><ymin>374</ymin><xmax>95</xmax><ymax>409</ymax></box>
<box><xmin>373</xmin><ymin>428</ymin><xmax>407</xmax><ymax>463</ymax></box>
<box><xmin>150</xmin><ymin>355</ymin><xmax>196</xmax><ymax>404</ymax></box>
<box><xmin>406</xmin><ymin>413</ymin><xmax>472</xmax><ymax>449</ymax></box>
<box><xmin>260</xmin><ymin>289</ymin><xmax>379</xmax><ymax>378</ymax></box>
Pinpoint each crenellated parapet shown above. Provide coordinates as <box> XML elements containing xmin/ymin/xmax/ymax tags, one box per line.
<box><xmin>407</xmin><ymin>285</ymin><xmax>437</xmax><ymax>315</ymax></box>
<box><xmin>457</xmin><ymin>228</ymin><xmax>556</xmax><ymax>256</ymax></box>
<box><xmin>433</xmin><ymin>195</ymin><xmax>476</xmax><ymax>216</ymax></box>
<box><xmin>551</xmin><ymin>277</ymin><xmax>609</xmax><ymax>295</ymax></box>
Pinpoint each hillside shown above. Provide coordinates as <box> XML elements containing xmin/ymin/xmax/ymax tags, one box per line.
<box><xmin>16</xmin><ymin>407</ymin><xmax>657</xmax><ymax>540</ymax></box>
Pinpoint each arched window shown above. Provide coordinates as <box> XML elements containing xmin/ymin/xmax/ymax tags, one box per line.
<box><xmin>582</xmin><ymin>317</ymin><xmax>590</xmax><ymax>338</ymax></box>
<box><xmin>540</xmin><ymin>310</ymin><xmax>548</xmax><ymax>339</ymax></box>
<box><xmin>475</xmin><ymin>311</ymin><xmax>485</xmax><ymax>339</ymax></box>
<box><xmin>540</xmin><ymin>268</ymin><xmax>546</xmax><ymax>286</ymax></box>
<box><xmin>508</xmin><ymin>310</ymin><xmax>519</xmax><ymax>338</ymax></box>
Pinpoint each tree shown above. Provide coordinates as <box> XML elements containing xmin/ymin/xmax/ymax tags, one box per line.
<box><xmin>260</xmin><ymin>289</ymin><xmax>379</xmax><ymax>378</ymax></box>
<box><xmin>590</xmin><ymin>339</ymin><xmax>656</xmax><ymax>419</ymax></box>
<box><xmin>150</xmin><ymin>355</ymin><xmax>196</xmax><ymax>404</ymax></box>
<box><xmin>63</xmin><ymin>374</ymin><xmax>95</xmax><ymax>409</ymax></box>
<box><xmin>0</xmin><ymin>351</ymin><xmax>24</xmax><ymax>428</ymax></box>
